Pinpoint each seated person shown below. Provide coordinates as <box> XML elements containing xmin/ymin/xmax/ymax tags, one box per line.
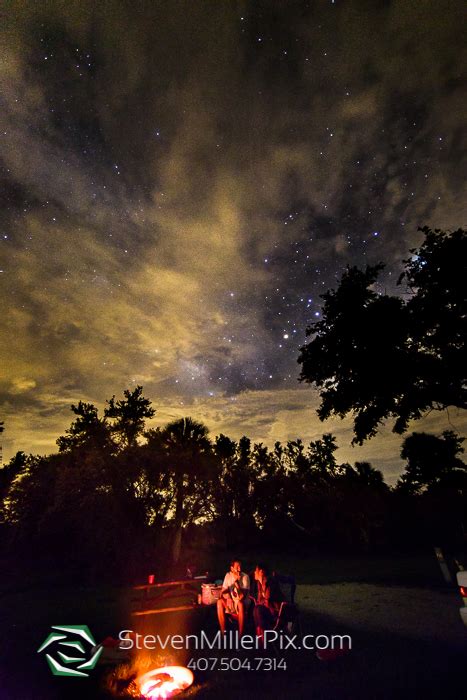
<box><xmin>217</xmin><ymin>558</ymin><xmax>250</xmax><ymax>636</ymax></box>
<box><xmin>252</xmin><ymin>563</ymin><xmax>286</xmax><ymax>639</ymax></box>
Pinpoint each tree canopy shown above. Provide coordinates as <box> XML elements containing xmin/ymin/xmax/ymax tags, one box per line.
<box><xmin>397</xmin><ymin>430</ymin><xmax>466</xmax><ymax>493</ymax></box>
<box><xmin>2</xmin><ymin>385</ymin><xmax>466</xmax><ymax>577</ymax></box>
<box><xmin>105</xmin><ymin>385</ymin><xmax>156</xmax><ymax>448</ymax></box>
<box><xmin>56</xmin><ymin>401</ymin><xmax>111</xmax><ymax>453</ymax></box>
<box><xmin>145</xmin><ymin>417</ymin><xmax>216</xmax><ymax>562</ymax></box>
<box><xmin>298</xmin><ymin>227</ymin><xmax>467</xmax><ymax>444</ymax></box>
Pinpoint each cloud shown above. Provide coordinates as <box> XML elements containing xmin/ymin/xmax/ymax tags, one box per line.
<box><xmin>0</xmin><ymin>1</ymin><xmax>465</xmax><ymax>475</ymax></box>
<box><xmin>9</xmin><ymin>378</ymin><xmax>37</xmax><ymax>394</ymax></box>
<box><xmin>4</xmin><ymin>382</ymin><xmax>465</xmax><ymax>486</ymax></box>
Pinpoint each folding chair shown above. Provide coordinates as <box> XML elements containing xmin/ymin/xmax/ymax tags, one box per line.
<box><xmin>261</xmin><ymin>572</ymin><xmax>299</xmax><ymax>633</ymax></box>
<box><xmin>273</xmin><ymin>600</ymin><xmax>301</xmax><ymax>636</ymax></box>
<box><xmin>272</xmin><ymin>572</ymin><xmax>296</xmax><ymax>604</ymax></box>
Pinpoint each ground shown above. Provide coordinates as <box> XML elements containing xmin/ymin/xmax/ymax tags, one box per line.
<box><xmin>0</xmin><ymin>552</ymin><xmax>465</xmax><ymax>699</ymax></box>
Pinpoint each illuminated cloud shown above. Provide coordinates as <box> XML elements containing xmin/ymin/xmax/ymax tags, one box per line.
<box><xmin>9</xmin><ymin>378</ymin><xmax>37</xmax><ymax>394</ymax></box>
<box><xmin>0</xmin><ymin>1</ymin><xmax>465</xmax><ymax>478</ymax></box>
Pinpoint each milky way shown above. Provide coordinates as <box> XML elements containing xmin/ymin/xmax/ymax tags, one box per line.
<box><xmin>1</xmin><ymin>1</ymin><xmax>466</xmax><ymax>481</ymax></box>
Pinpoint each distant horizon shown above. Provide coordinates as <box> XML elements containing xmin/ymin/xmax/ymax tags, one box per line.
<box><xmin>2</xmin><ymin>384</ymin><xmax>466</xmax><ymax>486</ymax></box>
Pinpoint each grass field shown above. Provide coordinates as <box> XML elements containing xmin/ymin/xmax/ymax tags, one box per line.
<box><xmin>1</xmin><ymin>552</ymin><xmax>465</xmax><ymax>699</ymax></box>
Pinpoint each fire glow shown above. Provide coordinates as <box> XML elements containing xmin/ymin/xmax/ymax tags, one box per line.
<box><xmin>137</xmin><ymin>665</ymin><xmax>194</xmax><ymax>699</ymax></box>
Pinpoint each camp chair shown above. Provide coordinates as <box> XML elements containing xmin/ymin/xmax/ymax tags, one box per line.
<box><xmin>273</xmin><ymin>600</ymin><xmax>300</xmax><ymax>636</ymax></box>
<box><xmin>256</xmin><ymin>573</ymin><xmax>300</xmax><ymax>641</ymax></box>
<box><xmin>272</xmin><ymin>572</ymin><xmax>296</xmax><ymax>604</ymax></box>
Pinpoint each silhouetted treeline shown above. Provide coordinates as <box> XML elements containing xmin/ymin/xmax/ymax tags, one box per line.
<box><xmin>0</xmin><ymin>388</ymin><xmax>465</xmax><ymax>582</ymax></box>
<box><xmin>298</xmin><ymin>227</ymin><xmax>467</xmax><ymax>443</ymax></box>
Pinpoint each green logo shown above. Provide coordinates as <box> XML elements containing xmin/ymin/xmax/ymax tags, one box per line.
<box><xmin>37</xmin><ymin>625</ymin><xmax>103</xmax><ymax>677</ymax></box>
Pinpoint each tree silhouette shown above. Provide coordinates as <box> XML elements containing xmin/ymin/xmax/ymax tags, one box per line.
<box><xmin>298</xmin><ymin>227</ymin><xmax>467</xmax><ymax>443</ymax></box>
<box><xmin>397</xmin><ymin>430</ymin><xmax>466</xmax><ymax>493</ymax></box>
<box><xmin>105</xmin><ymin>386</ymin><xmax>155</xmax><ymax>449</ymax></box>
<box><xmin>344</xmin><ymin>461</ymin><xmax>388</xmax><ymax>490</ymax></box>
<box><xmin>212</xmin><ymin>434</ymin><xmax>238</xmax><ymax>543</ymax></box>
<box><xmin>4</xmin><ymin>454</ymin><xmax>56</xmax><ymax>540</ymax></box>
<box><xmin>334</xmin><ymin>462</ymin><xmax>390</xmax><ymax>550</ymax></box>
<box><xmin>56</xmin><ymin>401</ymin><xmax>112</xmax><ymax>453</ymax></box>
<box><xmin>308</xmin><ymin>433</ymin><xmax>340</xmax><ymax>476</ymax></box>
<box><xmin>399</xmin><ymin>227</ymin><xmax>466</xmax><ymax>414</ymax></box>
<box><xmin>0</xmin><ymin>451</ymin><xmax>28</xmax><ymax>526</ymax></box>
<box><xmin>146</xmin><ymin>417</ymin><xmax>215</xmax><ymax>563</ymax></box>
<box><xmin>12</xmin><ymin>380</ymin><xmax>467</xmax><ymax>569</ymax></box>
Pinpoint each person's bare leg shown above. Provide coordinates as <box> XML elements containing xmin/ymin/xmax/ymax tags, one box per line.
<box><xmin>217</xmin><ymin>598</ymin><xmax>226</xmax><ymax>633</ymax></box>
<box><xmin>237</xmin><ymin>600</ymin><xmax>245</xmax><ymax>636</ymax></box>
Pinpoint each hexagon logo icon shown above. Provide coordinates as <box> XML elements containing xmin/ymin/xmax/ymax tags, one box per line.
<box><xmin>37</xmin><ymin>625</ymin><xmax>103</xmax><ymax>677</ymax></box>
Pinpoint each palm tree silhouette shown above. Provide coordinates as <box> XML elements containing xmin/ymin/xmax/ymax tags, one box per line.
<box><xmin>147</xmin><ymin>417</ymin><xmax>214</xmax><ymax>562</ymax></box>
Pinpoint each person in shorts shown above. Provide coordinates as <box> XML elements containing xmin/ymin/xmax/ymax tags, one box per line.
<box><xmin>217</xmin><ymin>558</ymin><xmax>250</xmax><ymax>636</ymax></box>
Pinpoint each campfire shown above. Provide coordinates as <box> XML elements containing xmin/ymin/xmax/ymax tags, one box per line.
<box><xmin>105</xmin><ymin>656</ymin><xmax>194</xmax><ymax>699</ymax></box>
<box><xmin>137</xmin><ymin>665</ymin><xmax>194</xmax><ymax>699</ymax></box>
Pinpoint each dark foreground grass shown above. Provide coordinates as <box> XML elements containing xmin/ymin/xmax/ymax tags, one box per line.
<box><xmin>1</xmin><ymin>552</ymin><xmax>465</xmax><ymax>700</ymax></box>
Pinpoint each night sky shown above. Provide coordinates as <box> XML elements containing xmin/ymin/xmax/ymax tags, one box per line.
<box><xmin>1</xmin><ymin>1</ymin><xmax>466</xmax><ymax>482</ymax></box>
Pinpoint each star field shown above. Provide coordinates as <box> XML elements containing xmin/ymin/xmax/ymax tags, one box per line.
<box><xmin>1</xmin><ymin>1</ymin><xmax>466</xmax><ymax>481</ymax></box>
